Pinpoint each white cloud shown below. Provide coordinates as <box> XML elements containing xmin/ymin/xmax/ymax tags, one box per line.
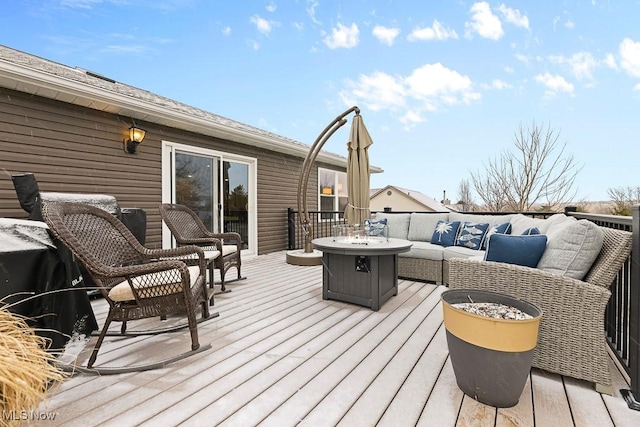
<box><xmin>549</xmin><ymin>52</ymin><xmax>598</xmax><ymax>80</ymax></box>
<box><xmin>60</xmin><ymin>0</ymin><xmax>101</xmax><ymax>9</ymax></box>
<box><xmin>604</xmin><ymin>53</ymin><xmax>617</xmax><ymax>69</ymax></box>
<box><xmin>565</xmin><ymin>20</ymin><xmax>575</xmax><ymax>29</ymax></box>
<box><xmin>266</xmin><ymin>2</ymin><xmax>276</xmax><ymax>13</ymax></box>
<box><xmin>323</xmin><ymin>23</ymin><xmax>359</xmax><ymax>49</ymax></box>
<box><xmin>306</xmin><ymin>0</ymin><xmax>320</xmax><ymax>25</ymax></box>
<box><xmin>250</xmin><ymin>15</ymin><xmax>273</xmax><ymax>35</ymax></box>
<box><xmin>340</xmin><ymin>71</ymin><xmax>406</xmax><ymax>112</ymax></box>
<box><xmin>407</xmin><ymin>20</ymin><xmax>458</xmax><ymax>41</ymax></box>
<box><xmin>293</xmin><ymin>22</ymin><xmax>304</xmax><ymax>31</ymax></box>
<box><xmin>497</xmin><ymin>4</ymin><xmax>529</xmax><ymax>29</ymax></box>
<box><xmin>482</xmin><ymin>79</ymin><xmax>512</xmax><ymax>90</ymax></box>
<box><xmin>465</xmin><ymin>1</ymin><xmax>503</xmax><ymax>40</ymax></box>
<box><xmin>406</xmin><ymin>63</ymin><xmax>480</xmax><ymax>105</ymax></box>
<box><xmin>222</xmin><ymin>26</ymin><xmax>231</xmax><ymax>36</ymax></box>
<box><xmin>534</xmin><ymin>73</ymin><xmax>574</xmax><ymax>97</ymax></box>
<box><xmin>620</xmin><ymin>38</ymin><xmax>640</xmax><ymax>78</ymax></box>
<box><xmin>339</xmin><ymin>63</ymin><xmax>480</xmax><ymax>128</ymax></box>
<box><xmin>634</xmin><ymin>83</ymin><xmax>640</xmax><ymax>91</ymax></box>
<box><xmin>372</xmin><ymin>25</ymin><xmax>400</xmax><ymax>46</ymax></box>
<box><xmin>400</xmin><ymin>110</ymin><xmax>425</xmax><ymax>126</ymax></box>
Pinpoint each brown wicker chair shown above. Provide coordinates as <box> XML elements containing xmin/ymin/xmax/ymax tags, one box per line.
<box><xmin>41</xmin><ymin>201</ymin><xmax>214</xmax><ymax>374</ymax></box>
<box><xmin>159</xmin><ymin>203</ymin><xmax>244</xmax><ymax>292</ymax></box>
<box><xmin>447</xmin><ymin>226</ymin><xmax>633</xmax><ymax>394</ymax></box>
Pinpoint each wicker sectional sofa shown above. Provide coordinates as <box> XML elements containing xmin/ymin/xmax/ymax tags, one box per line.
<box><xmin>374</xmin><ymin>210</ymin><xmax>633</xmax><ymax>393</ymax></box>
<box><xmin>375</xmin><ymin>211</ymin><xmax>519</xmax><ymax>284</ymax></box>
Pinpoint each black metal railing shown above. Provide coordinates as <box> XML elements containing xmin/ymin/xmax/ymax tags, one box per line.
<box><xmin>565</xmin><ymin>207</ymin><xmax>638</xmax><ymax>407</ymax></box>
<box><xmin>286</xmin><ymin>206</ymin><xmax>640</xmax><ymax>407</ymax></box>
<box><xmin>224</xmin><ymin>210</ymin><xmax>249</xmax><ymax>250</ymax></box>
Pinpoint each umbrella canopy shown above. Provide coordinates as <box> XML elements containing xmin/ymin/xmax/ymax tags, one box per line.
<box><xmin>344</xmin><ymin>114</ymin><xmax>373</xmax><ymax>226</ymax></box>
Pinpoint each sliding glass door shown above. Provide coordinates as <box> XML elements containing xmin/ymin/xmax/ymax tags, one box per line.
<box><xmin>174</xmin><ymin>151</ymin><xmax>218</xmax><ymax>231</ymax></box>
<box><xmin>162</xmin><ymin>142</ymin><xmax>256</xmax><ymax>254</ymax></box>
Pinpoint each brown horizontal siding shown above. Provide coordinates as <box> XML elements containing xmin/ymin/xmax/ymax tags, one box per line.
<box><xmin>0</xmin><ymin>87</ymin><xmax>344</xmax><ymax>254</ymax></box>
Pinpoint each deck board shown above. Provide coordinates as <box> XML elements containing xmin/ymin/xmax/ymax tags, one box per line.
<box><xmin>38</xmin><ymin>251</ymin><xmax>640</xmax><ymax>426</ymax></box>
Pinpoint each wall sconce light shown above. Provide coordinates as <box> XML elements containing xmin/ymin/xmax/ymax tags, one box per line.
<box><xmin>123</xmin><ymin>123</ymin><xmax>146</xmax><ymax>154</ymax></box>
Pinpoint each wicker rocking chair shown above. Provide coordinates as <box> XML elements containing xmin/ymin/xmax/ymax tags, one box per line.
<box><xmin>159</xmin><ymin>203</ymin><xmax>245</xmax><ymax>292</ymax></box>
<box><xmin>41</xmin><ymin>201</ymin><xmax>215</xmax><ymax>374</ymax></box>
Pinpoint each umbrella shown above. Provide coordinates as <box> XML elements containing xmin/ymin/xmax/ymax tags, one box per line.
<box><xmin>344</xmin><ymin>113</ymin><xmax>373</xmax><ymax>226</ymax></box>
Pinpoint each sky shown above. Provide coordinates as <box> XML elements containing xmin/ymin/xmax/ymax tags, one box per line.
<box><xmin>1</xmin><ymin>0</ymin><xmax>640</xmax><ymax>203</ymax></box>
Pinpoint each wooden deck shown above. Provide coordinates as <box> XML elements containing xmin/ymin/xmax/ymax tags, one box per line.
<box><xmin>39</xmin><ymin>251</ymin><xmax>640</xmax><ymax>426</ymax></box>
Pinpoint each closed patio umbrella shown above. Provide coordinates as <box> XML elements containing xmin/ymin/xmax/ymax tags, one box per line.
<box><xmin>344</xmin><ymin>113</ymin><xmax>373</xmax><ymax>226</ymax></box>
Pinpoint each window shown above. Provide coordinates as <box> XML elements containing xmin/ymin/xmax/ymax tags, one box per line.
<box><xmin>319</xmin><ymin>168</ymin><xmax>348</xmax><ymax>220</ymax></box>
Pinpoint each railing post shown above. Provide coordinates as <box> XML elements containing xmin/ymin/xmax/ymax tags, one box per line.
<box><xmin>623</xmin><ymin>205</ymin><xmax>640</xmax><ymax>410</ymax></box>
<box><xmin>287</xmin><ymin>207</ymin><xmax>296</xmax><ymax>250</ymax></box>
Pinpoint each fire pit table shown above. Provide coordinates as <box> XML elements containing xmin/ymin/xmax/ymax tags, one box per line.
<box><xmin>312</xmin><ymin>236</ymin><xmax>412</xmax><ymax>311</ymax></box>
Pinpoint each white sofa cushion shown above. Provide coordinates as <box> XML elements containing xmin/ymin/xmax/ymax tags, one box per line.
<box><xmin>509</xmin><ymin>214</ymin><xmax>549</xmax><ymax>235</ymax></box>
<box><xmin>443</xmin><ymin>245</ymin><xmax>485</xmax><ymax>260</ymax></box>
<box><xmin>407</xmin><ymin>212</ymin><xmax>449</xmax><ymax>242</ymax></box>
<box><xmin>399</xmin><ymin>241</ymin><xmax>445</xmax><ymax>260</ymax></box>
<box><xmin>537</xmin><ymin>219</ymin><xmax>604</xmax><ymax>280</ymax></box>
<box><xmin>374</xmin><ymin>213</ymin><xmax>411</xmax><ymax>240</ymax></box>
<box><xmin>449</xmin><ymin>213</ymin><xmax>513</xmax><ymax>228</ymax></box>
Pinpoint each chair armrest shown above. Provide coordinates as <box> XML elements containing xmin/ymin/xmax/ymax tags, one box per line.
<box><xmin>143</xmin><ymin>245</ymin><xmax>207</xmax><ymax>272</ymax></box>
<box><xmin>447</xmin><ymin>258</ymin><xmax>610</xmax><ymax>299</ymax></box>
<box><xmin>189</xmin><ymin>231</ymin><xmax>243</xmax><ymax>251</ymax></box>
<box><xmin>210</xmin><ymin>232</ymin><xmax>243</xmax><ymax>249</ymax></box>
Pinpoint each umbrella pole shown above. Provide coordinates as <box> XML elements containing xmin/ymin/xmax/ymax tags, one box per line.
<box><xmin>297</xmin><ymin>106</ymin><xmax>360</xmax><ymax>253</ymax></box>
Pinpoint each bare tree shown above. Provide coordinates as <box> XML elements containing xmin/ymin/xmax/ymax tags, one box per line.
<box><xmin>456</xmin><ymin>179</ymin><xmax>475</xmax><ymax>211</ymax></box>
<box><xmin>471</xmin><ymin>121</ymin><xmax>582</xmax><ymax>212</ymax></box>
<box><xmin>607</xmin><ymin>186</ymin><xmax>640</xmax><ymax>216</ymax></box>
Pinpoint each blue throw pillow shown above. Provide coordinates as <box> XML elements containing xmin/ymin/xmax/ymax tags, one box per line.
<box><xmin>484</xmin><ymin>234</ymin><xmax>548</xmax><ymax>268</ymax></box>
<box><xmin>364</xmin><ymin>218</ymin><xmax>388</xmax><ymax>237</ymax></box>
<box><xmin>521</xmin><ymin>227</ymin><xmax>541</xmax><ymax>235</ymax></box>
<box><xmin>455</xmin><ymin>222</ymin><xmax>490</xmax><ymax>250</ymax></box>
<box><xmin>431</xmin><ymin>220</ymin><xmax>461</xmax><ymax>247</ymax></box>
<box><xmin>481</xmin><ymin>222</ymin><xmax>512</xmax><ymax>249</ymax></box>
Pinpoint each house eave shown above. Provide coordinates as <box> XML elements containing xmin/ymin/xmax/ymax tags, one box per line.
<box><xmin>0</xmin><ymin>57</ymin><xmax>383</xmax><ymax>172</ymax></box>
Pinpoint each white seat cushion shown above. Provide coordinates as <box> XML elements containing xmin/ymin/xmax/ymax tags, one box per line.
<box><xmin>443</xmin><ymin>245</ymin><xmax>486</xmax><ymax>260</ymax></box>
<box><xmin>399</xmin><ymin>241</ymin><xmax>445</xmax><ymax>260</ymax></box>
<box><xmin>108</xmin><ymin>265</ymin><xmax>201</xmax><ymax>302</ymax></box>
<box><xmin>222</xmin><ymin>245</ymin><xmax>237</xmax><ymax>256</ymax></box>
<box><xmin>178</xmin><ymin>250</ymin><xmax>221</xmax><ymax>262</ymax></box>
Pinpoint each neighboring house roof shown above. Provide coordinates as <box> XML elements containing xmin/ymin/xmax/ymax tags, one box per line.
<box><xmin>371</xmin><ymin>185</ymin><xmax>449</xmax><ymax>211</ymax></box>
<box><xmin>0</xmin><ymin>45</ymin><xmax>382</xmax><ymax>172</ymax></box>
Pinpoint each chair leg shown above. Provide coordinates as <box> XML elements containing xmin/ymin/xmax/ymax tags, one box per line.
<box><xmin>220</xmin><ymin>268</ymin><xmax>226</xmax><ymax>292</ymax></box>
<box><xmin>88</xmin><ymin>313</ymin><xmax>114</xmax><ymax>369</ymax></box>
<box><xmin>185</xmin><ymin>306</ymin><xmax>200</xmax><ymax>351</ymax></box>
<box><xmin>208</xmin><ymin>264</ymin><xmax>216</xmax><ymax>306</ymax></box>
<box><xmin>200</xmin><ymin>281</ymin><xmax>210</xmax><ymax>318</ymax></box>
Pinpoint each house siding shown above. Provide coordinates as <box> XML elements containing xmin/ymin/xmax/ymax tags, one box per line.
<box><xmin>0</xmin><ymin>87</ymin><xmax>331</xmax><ymax>254</ymax></box>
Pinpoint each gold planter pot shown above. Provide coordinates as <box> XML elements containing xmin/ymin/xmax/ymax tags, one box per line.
<box><xmin>441</xmin><ymin>289</ymin><xmax>542</xmax><ymax>408</ymax></box>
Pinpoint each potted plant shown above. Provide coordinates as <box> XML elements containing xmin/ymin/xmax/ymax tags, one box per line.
<box><xmin>441</xmin><ymin>289</ymin><xmax>542</xmax><ymax>408</ymax></box>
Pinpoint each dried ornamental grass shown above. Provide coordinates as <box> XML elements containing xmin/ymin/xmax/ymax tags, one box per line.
<box><xmin>0</xmin><ymin>308</ymin><xmax>64</xmax><ymax>426</ymax></box>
